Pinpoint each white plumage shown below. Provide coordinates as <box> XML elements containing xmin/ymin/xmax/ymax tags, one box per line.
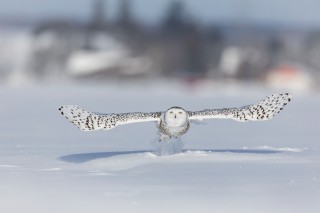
<box><xmin>59</xmin><ymin>93</ymin><xmax>292</xmax><ymax>142</ymax></box>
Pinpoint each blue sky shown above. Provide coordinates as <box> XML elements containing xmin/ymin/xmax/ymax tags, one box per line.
<box><xmin>1</xmin><ymin>0</ymin><xmax>320</xmax><ymax>27</ymax></box>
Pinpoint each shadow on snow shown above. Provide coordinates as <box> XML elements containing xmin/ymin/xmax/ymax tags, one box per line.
<box><xmin>59</xmin><ymin>149</ymin><xmax>282</xmax><ymax>164</ymax></box>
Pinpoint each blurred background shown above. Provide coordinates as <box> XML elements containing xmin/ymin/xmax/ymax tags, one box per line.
<box><xmin>0</xmin><ymin>0</ymin><xmax>320</xmax><ymax>91</ymax></box>
<box><xmin>2</xmin><ymin>2</ymin><xmax>320</xmax><ymax>212</ymax></box>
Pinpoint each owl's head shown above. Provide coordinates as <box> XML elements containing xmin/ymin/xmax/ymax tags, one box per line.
<box><xmin>164</xmin><ymin>106</ymin><xmax>188</xmax><ymax>127</ymax></box>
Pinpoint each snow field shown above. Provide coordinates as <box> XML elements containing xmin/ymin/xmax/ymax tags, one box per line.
<box><xmin>0</xmin><ymin>83</ymin><xmax>319</xmax><ymax>213</ymax></box>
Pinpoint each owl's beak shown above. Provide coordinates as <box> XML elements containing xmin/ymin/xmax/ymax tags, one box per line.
<box><xmin>174</xmin><ymin>114</ymin><xmax>177</xmax><ymax>119</ymax></box>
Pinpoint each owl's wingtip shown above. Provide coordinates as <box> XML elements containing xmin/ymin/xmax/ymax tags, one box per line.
<box><xmin>282</xmin><ymin>93</ymin><xmax>293</xmax><ymax>102</ymax></box>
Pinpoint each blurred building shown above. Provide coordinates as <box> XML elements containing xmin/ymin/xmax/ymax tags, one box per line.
<box><xmin>265</xmin><ymin>64</ymin><xmax>314</xmax><ymax>91</ymax></box>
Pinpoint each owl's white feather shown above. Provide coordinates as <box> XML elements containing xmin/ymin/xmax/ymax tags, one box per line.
<box><xmin>59</xmin><ymin>105</ymin><xmax>161</xmax><ymax>131</ymax></box>
<box><xmin>188</xmin><ymin>93</ymin><xmax>292</xmax><ymax>122</ymax></box>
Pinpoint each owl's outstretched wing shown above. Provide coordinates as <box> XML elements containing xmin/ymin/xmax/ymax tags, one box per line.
<box><xmin>59</xmin><ymin>105</ymin><xmax>162</xmax><ymax>131</ymax></box>
<box><xmin>188</xmin><ymin>93</ymin><xmax>292</xmax><ymax>122</ymax></box>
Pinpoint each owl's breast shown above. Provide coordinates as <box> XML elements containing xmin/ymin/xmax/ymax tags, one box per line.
<box><xmin>158</xmin><ymin>120</ymin><xmax>190</xmax><ymax>137</ymax></box>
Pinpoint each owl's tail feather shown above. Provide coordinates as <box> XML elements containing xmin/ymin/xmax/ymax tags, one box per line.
<box><xmin>59</xmin><ymin>105</ymin><xmax>117</xmax><ymax>131</ymax></box>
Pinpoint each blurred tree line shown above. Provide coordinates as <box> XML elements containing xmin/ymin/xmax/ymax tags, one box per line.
<box><xmin>27</xmin><ymin>0</ymin><xmax>320</xmax><ymax>81</ymax></box>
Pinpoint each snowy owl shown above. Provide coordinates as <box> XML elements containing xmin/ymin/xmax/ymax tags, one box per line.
<box><xmin>59</xmin><ymin>93</ymin><xmax>292</xmax><ymax>142</ymax></box>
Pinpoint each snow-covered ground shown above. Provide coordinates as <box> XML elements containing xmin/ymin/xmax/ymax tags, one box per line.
<box><xmin>0</xmin><ymin>82</ymin><xmax>319</xmax><ymax>213</ymax></box>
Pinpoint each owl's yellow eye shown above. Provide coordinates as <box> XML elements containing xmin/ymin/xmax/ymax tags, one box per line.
<box><xmin>178</xmin><ymin>112</ymin><xmax>183</xmax><ymax>114</ymax></box>
<box><xmin>170</xmin><ymin>111</ymin><xmax>173</xmax><ymax>114</ymax></box>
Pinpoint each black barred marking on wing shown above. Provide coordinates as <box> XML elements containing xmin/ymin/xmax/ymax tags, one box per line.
<box><xmin>188</xmin><ymin>93</ymin><xmax>292</xmax><ymax>122</ymax></box>
<box><xmin>59</xmin><ymin>105</ymin><xmax>109</xmax><ymax>131</ymax></box>
<box><xmin>103</xmin><ymin>116</ymin><xmax>118</xmax><ymax>130</ymax></box>
<box><xmin>59</xmin><ymin>105</ymin><xmax>161</xmax><ymax>131</ymax></box>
